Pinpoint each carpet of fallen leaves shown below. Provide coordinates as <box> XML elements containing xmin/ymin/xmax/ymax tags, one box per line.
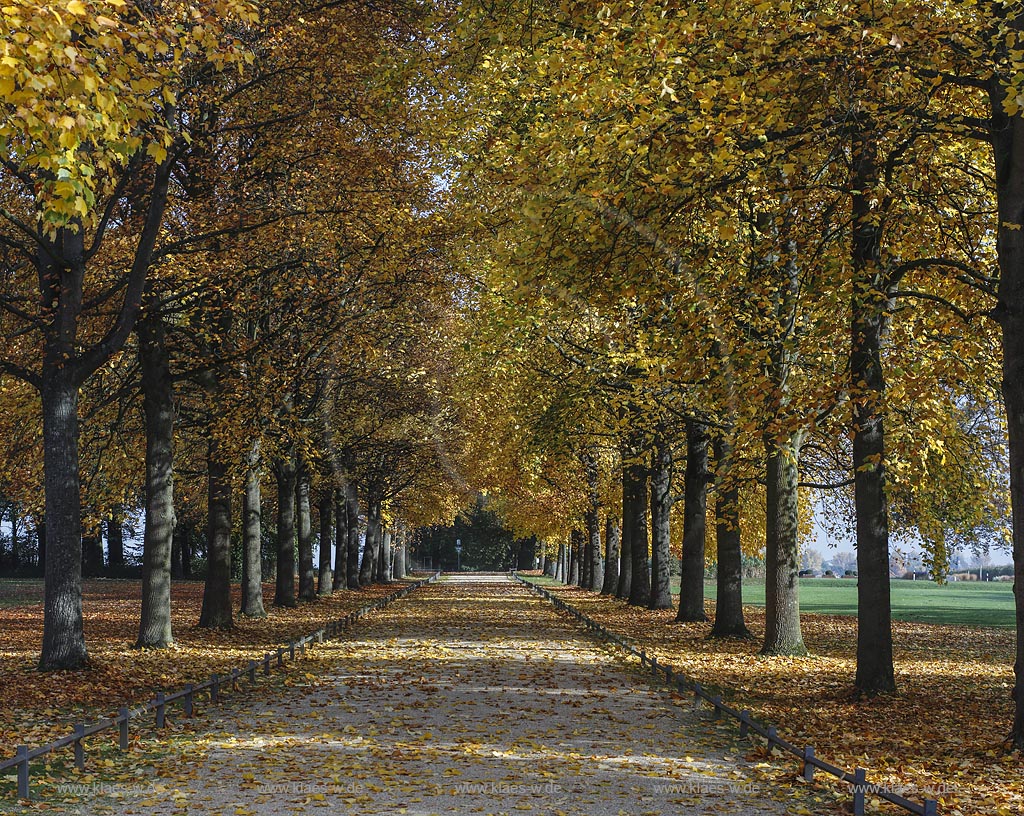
<box><xmin>0</xmin><ymin>579</ymin><xmax>410</xmax><ymax>753</ymax></box>
<box><xmin>525</xmin><ymin>576</ymin><xmax>1022</xmax><ymax>816</ymax></box>
<box><xmin>26</xmin><ymin>576</ymin><xmax>830</xmax><ymax>816</ymax></box>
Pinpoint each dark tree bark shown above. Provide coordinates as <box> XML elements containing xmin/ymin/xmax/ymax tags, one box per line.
<box><xmin>616</xmin><ymin>461</ymin><xmax>633</xmax><ymax>599</ymax></box>
<box><xmin>584</xmin><ymin>451</ymin><xmax>603</xmax><ymax>590</ymax></box>
<box><xmin>989</xmin><ymin>55</ymin><xmax>1024</xmax><ymax>747</ymax></box>
<box><xmin>710</xmin><ymin>436</ymin><xmax>750</xmax><ymax>638</ymax></box>
<box><xmin>39</xmin><ymin>366</ymin><xmax>88</xmax><ymax>669</ymax></box>
<box><xmin>761</xmin><ymin>431</ymin><xmax>807</xmax><ymax>655</ymax></box>
<box><xmin>181</xmin><ymin>525</ymin><xmax>193</xmax><ymax>578</ymax></box>
<box><xmin>677</xmin><ymin>421</ymin><xmax>709</xmax><ymax>622</ymax></box>
<box><xmin>601</xmin><ymin>517</ymin><xmax>620</xmax><ymax>595</ymax></box>
<box><xmin>580</xmin><ymin>523</ymin><xmax>592</xmax><ymax>588</ymax></box>
<box><xmin>171</xmin><ymin>523</ymin><xmax>187</xmax><ymax>580</ymax></box>
<box><xmin>296</xmin><ymin>468</ymin><xmax>316</xmax><ymax>601</ymax></box>
<box><xmin>199</xmin><ymin>438</ymin><xmax>233</xmax><ymax>629</ymax></box>
<box><xmin>379</xmin><ymin>528</ymin><xmax>392</xmax><ymax>582</ymax></box>
<box><xmin>624</xmin><ymin>450</ymin><xmax>650</xmax><ymax>607</ymax></box>
<box><xmin>360</xmin><ymin>489</ymin><xmax>381</xmax><ymax>585</ymax></box>
<box><xmin>240</xmin><ymin>454</ymin><xmax>266</xmax><ymax>618</ymax></box>
<box><xmin>82</xmin><ymin>532</ymin><xmax>104</xmax><ymax>577</ymax></box>
<box><xmin>393</xmin><ymin>527</ymin><xmax>406</xmax><ymax>580</ymax></box>
<box><xmin>29</xmin><ymin>156</ymin><xmax>173</xmax><ymax>670</ymax></box>
<box><xmin>106</xmin><ymin>507</ymin><xmax>124</xmax><ymax>570</ymax></box>
<box><xmin>333</xmin><ymin>487</ymin><xmax>347</xmax><ymax>591</ymax></box>
<box><xmin>274</xmin><ymin>456</ymin><xmax>297</xmax><ymax>607</ymax></box>
<box><xmin>318</xmin><ymin>485</ymin><xmax>333</xmax><ymax>596</ymax></box>
<box><xmin>346</xmin><ymin>482</ymin><xmax>360</xmax><ymax>589</ymax></box>
<box><xmin>850</xmin><ymin>126</ymin><xmax>896</xmax><ymax>696</ymax></box>
<box><xmin>649</xmin><ymin>431</ymin><xmax>673</xmax><ymax>610</ymax></box>
<box><xmin>568</xmin><ymin>530</ymin><xmax>581</xmax><ymax>585</ymax></box>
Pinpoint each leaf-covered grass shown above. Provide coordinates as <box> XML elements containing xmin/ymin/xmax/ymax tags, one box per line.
<box><xmin>525</xmin><ymin>575</ymin><xmax>1022</xmax><ymax>816</ymax></box>
<box><xmin>0</xmin><ymin>578</ymin><xmax>45</xmax><ymax>609</ymax></box>
<box><xmin>692</xmin><ymin>577</ymin><xmax>1016</xmax><ymax>629</ymax></box>
<box><xmin>0</xmin><ymin>579</ymin><xmax>411</xmax><ymax>753</ymax></box>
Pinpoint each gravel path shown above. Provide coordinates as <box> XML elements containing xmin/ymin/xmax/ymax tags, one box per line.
<box><xmin>66</xmin><ymin>575</ymin><xmax>819</xmax><ymax>815</ymax></box>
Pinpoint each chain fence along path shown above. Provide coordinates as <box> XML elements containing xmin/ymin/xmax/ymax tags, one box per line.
<box><xmin>60</xmin><ymin>575</ymin><xmax>825</xmax><ymax>816</ymax></box>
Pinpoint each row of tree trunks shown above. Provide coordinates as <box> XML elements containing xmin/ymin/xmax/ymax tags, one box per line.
<box><xmin>677</xmin><ymin>421</ymin><xmax>708</xmax><ymax>622</ymax></box>
<box><xmin>318</xmin><ymin>487</ymin><xmax>334</xmax><ymax>595</ymax></box>
<box><xmin>137</xmin><ymin>311</ymin><xmax>176</xmax><ymax>647</ymax></box>
<box><xmin>648</xmin><ymin>429</ymin><xmax>672</xmax><ymax>610</ymax></box>
<box><xmin>297</xmin><ymin>469</ymin><xmax>316</xmax><ymax>601</ymax></box>
<box><xmin>624</xmin><ymin>439</ymin><xmax>650</xmax><ymax>607</ymax></box>
<box><xmin>558</xmin><ymin>423</ymin><xmax>752</xmax><ymax>642</ymax></box>
<box><xmin>198</xmin><ymin>437</ymin><xmax>233</xmax><ymax>629</ymax></box>
<box><xmin>600</xmin><ymin>518</ymin><xmax>620</xmax><ymax>595</ymax></box>
<box><xmin>241</xmin><ymin>456</ymin><xmax>267</xmax><ymax>617</ymax></box>
<box><xmin>334</xmin><ymin>487</ymin><xmax>348</xmax><ymax>591</ymax></box>
<box><xmin>274</xmin><ymin>456</ymin><xmax>298</xmax><ymax>608</ymax></box>
<box><xmin>710</xmin><ymin>436</ymin><xmax>750</xmax><ymax>637</ymax></box>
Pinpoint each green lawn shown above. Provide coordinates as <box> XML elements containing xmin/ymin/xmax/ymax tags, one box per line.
<box><xmin>691</xmin><ymin>577</ymin><xmax>1015</xmax><ymax>628</ymax></box>
<box><xmin>527</xmin><ymin>574</ymin><xmax>1016</xmax><ymax>628</ymax></box>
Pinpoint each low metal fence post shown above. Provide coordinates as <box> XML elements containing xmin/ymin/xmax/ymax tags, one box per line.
<box><xmin>118</xmin><ymin>707</ymin><xmax>129</xmax><ymax>750</ymax></box>
<box><xmin>15</xmin><ymin>745</ymin><xmax>29</xmax><ymax>799</ymax></box>
<box><xmin>852</xmin><ymin>768</ymin><xmax>867</xmax><ymax>816</ymax></box>
<box><xmin>73</xmin><ymin>725</ymin><xmax>85</xmax><ymax>769</ymax></box>
<box><xmin>184</xmin><ymin>684</ymin><xmax>194</xmax><ymax>717</ymax></box>
<box><xmin>155</xmin><ymin>692</ymin><xmax>166</xmax><ymax>728</ymax></box>
<box><xmin>802</xmin><ymin>746</ymin><xmax>815</xmax><ymax>782</ymax></box>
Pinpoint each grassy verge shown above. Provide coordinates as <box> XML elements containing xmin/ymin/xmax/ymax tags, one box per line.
<box><xmin>688</xmin><ymin>577</ymin><xmax>1016</xmax><ymax>628</ymax></box>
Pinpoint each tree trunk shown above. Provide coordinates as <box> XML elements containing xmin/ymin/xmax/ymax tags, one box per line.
<box><xmin>555</xmin><ymin>540</ymin><xmax>565</xmax><ymax>582</ymax></box>
<box><xmin>850</xmin><ymin>126</ymin><xmax>896</xmax><ymax>695</ymax></box>
<box><xmin>36</xmin><ymin>519</ymin><xmax>45</xmax><ymax>573</ymax></box>
<box><xmin>394</xmin><ymin>528</ymin><xmax>406</xmax><ymax>580</ymax></box>
<box><xmin>274</xmin><ymin>456</ymin><xmax>297</xmax><ymax>607</ymax></box>
<box><xmin>601</xmin><ymin>517</ymin><xmax>620</xmax><ymax>595</ymax></box>
<box><xmin>710</xmin><ymin>436</ymin><xmax>750</xmax><ymax>638</ymax></box>
<box><xmin>171</xmin><ymin>525</ymin><xmax>183</xmax><ymax>579</ymax></box>
<box><xmin>346</xmin><ymin>482</ymin><xmax>361</xmax><ymax>589</ymax></box>
<box><xmin>296</xmin><ymin>468</ymin><xmax>316</xmax><ymax>601</ymax></box>
<box><xmin>584</xmin><ymin>452</ymin><xmax>603</xmax><ymax>590</ymax></box>
<box><xmin>616</xmin><ymin>461</ymin><xmax>633</xmax><ymax>599</ymax></box>
<box><xmin>38</xmin><ymin>369</ymin><xmax>88</xmax><ymax>669</ymax></box>
<box><xmin>761</xmin><ymin>431</ymin><xmax>807</xmax><ymax>655</ymax></box>
<box><xmin>580</xmin><ymin>522</ymin><xmax>592</xmax><ymax>588</ymax></box>
<box><xmin>240</xmin><ymin>456</ymin><xmax>266</xmax><ymax>617</ymax></box>
<box><xmin>568</xmin><ymin>530</ymin><xmax>581</xmax><ymax>585</ymax></box>
<box><xmin>677</xmin><ymin>421</ymin><xmax>709</xmax><ymax>622</ymax></box>
<box><xmin>360</xmin><ymin>490</ymin><xmax>381</xmax><ymax>585</ymax></box>
<box><xmin>989</xmin><ymin>62</ymin><xmax>1024</xmax><ymax>747</ymax></box>
<box><xmin>649</xmin><ymin>431</ymin><xmax>673</xmax><ymax>610</ymax></box>
<box><xmin>625</xmin><ymin>451</ymin><xmax>650</xmax><ymax>607</ymax></box>
<box><xmin>82</xmin><ymin>532</ymin><xmax>104</xmax><ymax>577</ymax></box>
<box><xmin>380</xmin><ymin>529</ymin><xmax>393</xmax><ymax>582</ymax></box>
<box><xmin>333</xmin><ymin>487</ymin><xmax>347</xmax><ymax>590</ymax></box>
<box><xmin>181</xmin><ymin>524</ymin><xmax>193</xmax><ymax>578</ymax></box>
<box><xmin>318</xmin><ymin>486</ymin><xmax>334</xmax><ymax>596</ymax></box>
<box><xmin>106</xmin><ymin>507</ymin><xmax>124</xmax><ymax>570</ymax></box>
<box><xmin>199</xmin><ymin>438</ymin><xmax>233</xmax><ymax>629</ymax></box>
